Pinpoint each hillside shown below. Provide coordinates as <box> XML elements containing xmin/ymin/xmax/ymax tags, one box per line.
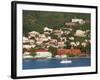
<box><xmin>23</xmin><ymin>10</ymin><xmax>90</xmax><ymax>36</ymax></box>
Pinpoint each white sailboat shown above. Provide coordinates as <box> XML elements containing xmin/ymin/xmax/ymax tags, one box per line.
<box><xmin>60</xmin><ymin>55</ymin><xmax>72</xmax><ymax>64</ymax></box>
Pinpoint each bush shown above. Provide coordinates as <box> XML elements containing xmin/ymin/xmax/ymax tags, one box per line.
<box><xmin>31</xmin><ymin>52</ymin><xmax>36</xmax><ymax>57</ymax></box>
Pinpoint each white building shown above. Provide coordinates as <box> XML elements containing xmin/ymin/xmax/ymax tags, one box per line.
<box><xmin>69</xmin><ymin>37</ymin><xmax>74</xmax><ymax>40</ymax></box>
<box><xmin>34</xmin><ymin>50</ymin><xmax>52</xmax><ymax>58</ymax></box>
<box><xmin>29</xmin><ymin>39</ymin><xmax>35</xmax><ymax>44</ymax></box>
<box><xmin>36</xmin><ymin>40</ymin><xmax>43</xmax><ymax>45</ymax></box>
<box><xmin>23</xmin><ymin>36</ymin><xmax>29</xmax><ymax>43</ymax></box>
<box><xmin>28</xmin><ymin>31</ymin><xmax>39</xmax><ymax>38</ymax></box>
<box><xmin>72</xmin><ymin>19</ymin><xmax>85</xmax><ymax>24</ymax></box>
<box><xmin>76</xmin><ymin>41</ymin><xmax>80</xmax><ymax>46</ymax></box>
<box><xmin>70</xmin><ymin>42</ymin><xmax>76</xmax><ymax>46</ymax></box>
<box><xmin>81</xmin><ymin>42</ymin><xmax>87</xmax><ymax>47</ymax></box>
<box><xmin>23</xmin><ymin>45</ymin><xmax>31</xmax><ymax>49</ymax></box>
<box><xmin>44</xmin><ymin>27</ymin><xmax>53</xmax><ymax>32</ymax></box>
<box><xmin>60</xmin><ymin>37</ymin><xmax>67</xmax><ymax>42</ymax></box>
<box><xmin>30</xmin><ymin>44</ymin><xmax>36</xmax><ymax>48</ymax></box>
<box><xmin>23</xmin><ymin>52</ymin><xmax>33</xmax><ymax>59</ymax></box>
<box><xmin>58</xmin><ymin>41</ymin><xmax>65</xmax><ymax>48</ymax></box>
<box><xmin>74</xmin><ymin>30</ymin><xmax>86</xmax><ymax>37</ymax></box>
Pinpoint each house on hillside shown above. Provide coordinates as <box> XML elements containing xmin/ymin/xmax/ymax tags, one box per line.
<box><xmin>49</xmin><ymin>39</ymin><xmax>58</xmax><ymax>47</ymax></box>
<box><xmin>69</xmin><ymin>37</ymin><xmax>74</xmax><ymax>40</ymax></box>
<box><xmin>44</xmin><ymin>31</ymin><xmax>50</xmax><ymax>35</ymax></box>
<box><xmin>57</xmin><ymin>49</ymin><xmax>81</xmax><ymax>56</ymax></box>
<box><xmin>58</xmin><ymin>41</ymin><xmax>65</xmax><ymax>48</ymax></box>
<box><xmin>23</xmin><ymin>51</ymin><xmax>33</xmax><ymax>59</ymax></box>
<box><xmin>35</xmin><ymin>34</ymin><xmax>48</xmax><ymax>45</ymax></box>
<box><xmin>60</xmin><ymin>37</ymin><xmax>67</xmax><ymax>42</ymax></box>
<box><xmin>23</xmin><ymin>36</ymin><xmax>29</xmax><ymax>43</ymax></box>
<box><xmin>36</xmin><ymin>39</ymin><xmax>43</xmax><ymax>45</ymax></box>
<box><xmin>72</xmin><ymin>19</ymin><xmax>85</xmax><ymax>24</ymax></box>
<box><xmin>28</xmin><ymin>31</ymin><xmax>39</xmax><ymax>38</ymax></box>
<box><xmin>53</xmin><ymin>29</ymin><xmax>63</xmax><ymax>37</ymax></box>
<box><xmin>81</xmin><ymin>42</ymin><xmax>87</xmax><ymax>47</ymax></box>
<box><xmin>38</xmin><ymin>34</ymin><xmax>49</xmax><ymax>41</ymax></box>
<box><xmin>50</xmin><ymin>39</ymin><xmax>57</xmax><ymax>43</ymax></box>
<box><xmin>29</xmin><ymin>39</ymin><xmax>35</xmax><ymax>44</ymax></box>
<box><xmin>23</xmin><ymin>44</ymin><xmax>31</xmax><ymax>52</ymax></box>
<box><xmin>74</xmin><ymin>30</ymin><xmax>86</xmax><ymax>37</ymax></box>
<box><xmin>65</xmin><ymin>22</ymin><xmax>78</xmax><ymax>27</ymax></box>
<box><xmin>34</xmin><ymin>50</ymin><xmax>52</xmax><ymax>59</ymax></box>
<box><xmin>44</xmin><ymin>27</ymin><xmax>53</xmax><ymax>32</ymax></box>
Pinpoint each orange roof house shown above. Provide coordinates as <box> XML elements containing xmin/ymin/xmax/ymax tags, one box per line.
<box><xmin>57</xmin><ymin>49</ymin><xmax>81</xmax><ymax>56</ymax></box>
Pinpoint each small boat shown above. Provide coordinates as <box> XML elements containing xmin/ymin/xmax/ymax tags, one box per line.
<box><xmin>60</xmin><ymin>59</ymin><xmax>72</xmax><ymax>64</ymax></box>
<box><xmin>60</xmin><ymin>55</ymin><xmax>72</xmax><ymax>64</ymax></box>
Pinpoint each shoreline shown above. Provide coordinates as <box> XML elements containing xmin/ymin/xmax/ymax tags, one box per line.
<box><xmin>23</xmin><ymin>56</ymin><xmax>90</xmax><ymax>60</ymax></box>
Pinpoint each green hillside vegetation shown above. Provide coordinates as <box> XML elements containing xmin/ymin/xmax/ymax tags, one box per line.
<box><xmin>23</xmin><ymin>10</ymin><xmax>90</xmax><ymax>36</ymax></box>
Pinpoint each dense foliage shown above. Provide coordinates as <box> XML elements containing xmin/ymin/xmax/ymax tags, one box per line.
<box><xmin>23</xmin><ymin>10</ymin><xmax>90</xmax><ymax>36</ymax></box>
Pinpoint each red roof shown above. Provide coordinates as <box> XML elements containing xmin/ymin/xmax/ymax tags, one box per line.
<box><xmin>57</xmin><ymin>49</ymin><xmax>81</xmax><ymax>55</ymax></box>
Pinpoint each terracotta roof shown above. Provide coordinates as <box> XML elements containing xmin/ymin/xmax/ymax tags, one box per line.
<box><xmin>57</xmin><ymin>49</ymin><xmax>81</xmax><ymax>55</ymax></box>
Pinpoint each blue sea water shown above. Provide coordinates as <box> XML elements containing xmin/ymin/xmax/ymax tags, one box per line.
<box><xmin>23</xmin><ymin>57</ymin><xmax>90</xmax><ymax>69</ymax></box>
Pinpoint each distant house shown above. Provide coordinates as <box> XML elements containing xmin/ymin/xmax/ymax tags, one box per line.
<box><xmin>72</xmin><ymin>19</ymin><xmax>85</xmax><ymax>24</ymax></box>
<box><xmin>74</xmin><ymin>30</ymin><xmax>86</xmax><ymax>37</ymax></box>
<box><xmin>44</xmin><ymin>27</ymin><xmax>53</xmax><ymax>32</ymax></box>
<box><xmin>50</xmin><ymin>39</ymin><xmax>57</xmax><ymax>43</ymax></box>
<box><xmin>23</xmin><ymin>44</ymin><xmax>31</xmax><ymax>52</ymax></box>
<box><xmin>35</xmin><ymin>36</ymin><xmax>48</xmax><ymax>45</ymax></box>
<box><xmin>44</xmin><ymin>32</ymin><xmax>50</xmax><ymax>35</ymax></box>
<box><xmin>70</xmin><ymin>42</ymin><xmax>76</xmax><ymax>46</ymax></box>
<box><xmin>53</xmin><ymin>29</ymin><xmax>63</xmax><ymax>36</ymax></box>
<box><xmin>30</xmin><ymin>44</ymin><xmax>36</xmax><ymax>48</ymax></box>
<box><xmin>81</xmin><ymin>42</ymin><xmax>87</xmax><ymax>47</ymax></box>
<box><xmin>23</xmin><ymin>52</ymin><xmax>31</xmax><ymax>55</ymax></box>
<box><xmin>39</xmin><ymin>34</ymin><xmax>45</xmax><ymax>38</ymax></box>
<box><xmin>65</xmin><ymin>22</ymin><xmax>78</xmax><ymax>27</ymax></box>
<box><xmin>36</xmin><ymin>40</ymin><xmax>43</xmax><ymax>45</ymax></box>
<box><xmin>47</xmin><ymin>36</ymin><xmax>51</xmax><ymax>40</ymax></box>
<box><xmin>49</xmin><ymin>39</ymin><xmax>58</xmax><ymax>47</ymax></box>
<box><xmin>35</xmin><ymin>34</ymin><xmax>49</xmax><ymax>42</ymax></box>
<box><xmin>76</xmin><ymin>41</ymin><xmax>80</xmax><ymax>46</ymax></box>
<box><xmin>60</xmin><ymin>37</ymin><xmax>67</xmax><ymax>42</ymax></box>
<box><xmin>57</xmin><ymin>49</ymin><xmax>81</xmax><ymax>56</ymax></box>
<box><xmin>28</xmin><ymin>31</ymin><xmax>39</xmax><ymax>38</ymax></box>
<box><xmin>34</xmin><ymin>50</ymin><xmax>52</xmax><ymax>58</ymax></box>
<box><xmin>69</xmin><ymin>37</ymin><xmax>74</xmax><ymax>40</ymax></box>
<box><xmin>64</xmin><ymin>31</ymin><xmax>70</xmax><ymax>35</ymax></box>
<box><xmin>58</xmin><ymin>41</ymin><xmax>65</xmax><ymax>48</ymax></box>
<box><xmin>23</xmin><ymin>52</ymin><xmax>33</xmax><ymax>59</ymax></box>
<box><xmin>23</xmin><ymin>37</ymin><xmax>29</xmax><ymax>43</ymax></box>
<box><xmin>23</xmin><ymin>45</ymin><xmax>31</xmax><ymax>49</ymax></box>
<box><xmin>29</xmin><ymin>39</ymin><xmax>35</xmax><ymax>44</ymax></box>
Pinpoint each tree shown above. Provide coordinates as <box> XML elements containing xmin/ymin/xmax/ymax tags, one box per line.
<box><xmin>85</xmin><ymin>43</ymin><xmax>91</xmax><ymax>54</ymax></box>
<box><xmin>50</xmin><ymin>33</ymin><xmax>58</xmax><ymax>39</ymax></box>
<box><xmin>48</xmin><ymin>46</ymin><xmax>57</xmax><ymax>57</ymax></box>
<box><xmin>31</xmin><ymin>52</ymin><xmax>36</xmax><ymax>57</ymax></box>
